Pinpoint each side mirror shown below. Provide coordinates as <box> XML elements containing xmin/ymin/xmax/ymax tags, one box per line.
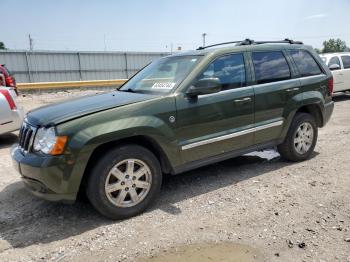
<box><xmin>329</xmin><ymin>64</ymin><xmax>341</xmax><ymax>71</ymax></box>
<box><xmin>186</xmin><ymin>78</ymin><xmax>221</xmax><ymax>97</ymax></box>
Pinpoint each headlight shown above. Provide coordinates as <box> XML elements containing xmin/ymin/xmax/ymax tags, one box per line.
<box><xmin>33</xmin><ymin>127</ymin><xmax>68</xmax><ymax>155</ymax></box>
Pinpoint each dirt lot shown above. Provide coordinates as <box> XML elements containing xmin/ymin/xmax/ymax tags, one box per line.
<box><xmin>0</xmin><ymin>90</ymin><xmax>349</xmax><ymax>262</ymax></box>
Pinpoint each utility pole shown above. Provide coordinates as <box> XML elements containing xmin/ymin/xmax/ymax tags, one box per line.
<box><xmin>165</xmin><ymin>43</ymin><xmax>174</xmax><ymax>53</ymax></box>
<box><xmin>28</xmin><ymin>34</ymin><xmax>34</xmax><ymax>51</ymax></box>
<box><xmin>202</xmin><ymin>33</ymin><xmax>207</xmax><ymax>47</ymax></box>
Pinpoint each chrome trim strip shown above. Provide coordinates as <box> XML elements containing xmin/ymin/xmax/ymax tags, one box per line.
<box><xmin>181</xmin><ymin>120</ymin><xmax>283</xmax><ymax>150</ymax></box>
<box><xmin>199</xmin><ymin>85</ymin><xmax>253</xmax><ymax>98</ymax></box>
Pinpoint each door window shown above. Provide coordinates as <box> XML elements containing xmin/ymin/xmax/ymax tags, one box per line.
<box><xmin>289</xmin><ymin>50</ymin><xmax>322</xmax><ymax>77</ymax></box>
<box><xmin>328</xmin><ymin>56</ymin><xmax>341</xmax><ymax>69</ymax></box>
<box><xmin>341</xmin><ymin>55</ymin><xmax>350</xmax><ymax>69</ymax></box>
<box><xmin>198</xmin><ymin>53</ymin><xmax>246</xmax><ymax>90</ymax></box>
<box><xmin>252</xmin><ymin>51</ymin><xmax>291</xmax><ymax>84</ymax></box>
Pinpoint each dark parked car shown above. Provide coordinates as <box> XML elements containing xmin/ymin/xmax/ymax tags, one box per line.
<box><xmin>11</xmin><ymin>39</ymin><xmax>334</xmax><ymax>219</ymax></box>
<box><xmin>0</xmin><ymin>64</ymin><xmax>18</xmax><ymax>95</ymax></box>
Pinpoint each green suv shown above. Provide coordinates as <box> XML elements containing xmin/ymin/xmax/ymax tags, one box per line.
<box><xmin>11</xmin><ymin>39</ymin><xmax>334</xmax><ymax>219</ymax></box>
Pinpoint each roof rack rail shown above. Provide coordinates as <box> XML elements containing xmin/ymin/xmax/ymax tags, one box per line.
<box><xmin>243</xmin><ymin>39</ymin><xmax>304</xmax><ymax>45</ymax></box>
<box><xmin>197</xmin><ymin>38</ymin><xmax>303</xmax><ymax>50</ymax></box>
<box><xmin>196</xmin><ymin>39</ymin><xmax>253</xmax><ymax>50</ymax></box>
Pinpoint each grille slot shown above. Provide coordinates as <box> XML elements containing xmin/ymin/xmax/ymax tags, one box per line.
<box><xmin>18</xmin><ymin>122</ymin><xmax>36</xmax><ymax>153</ymax></box>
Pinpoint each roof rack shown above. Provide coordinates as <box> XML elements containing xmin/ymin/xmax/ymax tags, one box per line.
<box><xmin>196</xmin><ymin>38</ymin><xmax>303</xmax><ymax>50</ymax></box>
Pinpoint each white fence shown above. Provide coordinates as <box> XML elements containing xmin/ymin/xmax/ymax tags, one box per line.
<box><xmin>0</xmin><ymin>50</ymin><xmax>169</xmax><ymax>83</ymax></box>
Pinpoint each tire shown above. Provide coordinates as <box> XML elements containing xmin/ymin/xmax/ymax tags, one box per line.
<box><xmin>277</xmin><ymin>113</ymin><xmax>318</xmax><ymax>162</ymax></box>
<box><xmin>86</xmin><ymin>144</ymin><xmax>162</xmax><ymax>219</ymax></box>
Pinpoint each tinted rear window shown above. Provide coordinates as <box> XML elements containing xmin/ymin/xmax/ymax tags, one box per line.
<box><xmin>341</xmin><ymin>55</ymin><xmax>350</xmax><ymax>69</ymax></box>
<box><xmin>289</xmin><ymin>50</ymin><xmax>322</xmax><ymax>77</ymax></box>
<box><xmin>252</xmin><ymin>51</ymin><xmax>291</xmax><ymax>84</ymax></box>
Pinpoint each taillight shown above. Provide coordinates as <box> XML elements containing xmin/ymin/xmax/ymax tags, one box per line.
<box><xmin>5</xmin><ymin>76</ymin><xmax>15</xmax><ymax>87</ymax></box>
<box><xmin>328</xmin><ymin>77</ymin><xmax>334</xmax><ymax>96</ymax></box>
<box><xmin>0</xmin><ymin>89</ymin><xmax>16</xmax><ymax>110</ymax></box>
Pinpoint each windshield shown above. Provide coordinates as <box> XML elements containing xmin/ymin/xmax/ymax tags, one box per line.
<box><xmin>120</xmin><ymin>55</ymin><xmax>202</xmax><ymax>94</ymax></box>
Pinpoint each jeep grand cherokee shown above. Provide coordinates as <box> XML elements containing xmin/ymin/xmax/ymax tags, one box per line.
<box><xmin>11</xmin><ymin>39</ymin><xmax>334</xmax><ymax>219</ymax></box>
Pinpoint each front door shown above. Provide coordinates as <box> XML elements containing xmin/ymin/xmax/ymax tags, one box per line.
<box><xmin>175</xmin><ymin>53</ymin><xmax>254</xmax><ymax>164</ymax></box>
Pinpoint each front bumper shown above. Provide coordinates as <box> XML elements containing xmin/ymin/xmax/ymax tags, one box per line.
<box><xmin>322</xmin><ymin>101</ymin><xmax>334</xmax><ymax>126</ymax></box>
<box><xmin>11</xmin><ymin>145</ymin><xmax>76</xmax><ymax>203</ymax></box>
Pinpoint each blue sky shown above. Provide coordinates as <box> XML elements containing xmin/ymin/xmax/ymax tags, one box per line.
<box><xmin>2</xmin><ymin>0</ymin><xmax>350</xmax><ymax>52</ymax></box>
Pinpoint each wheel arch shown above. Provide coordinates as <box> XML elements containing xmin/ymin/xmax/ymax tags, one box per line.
<box><xmin>295</xmin><ymin>104</ymin><xmax>323</xmax><ymax>127</ymax></box>
<box><xmin>77</xmin><ymin>135</ymin><xmax>173</xmax><ymax>197</ymax></box>
<box><xmin>281</xmin><ymin>101</ymin><xmax>324</xmax><ymax>141</ymax></box>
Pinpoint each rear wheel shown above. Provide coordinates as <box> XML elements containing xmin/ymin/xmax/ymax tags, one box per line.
<box><xmin>86</xmin><ymin>145</ymin><xmax>162</xmax><ymax>219</ymax></box>
<box><xmin>277</xmin><ymin>113</ymin><xmax>318</xmax><ymax>162</ymax></box>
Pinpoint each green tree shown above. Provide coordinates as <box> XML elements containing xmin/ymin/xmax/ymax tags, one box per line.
<box><xmin>0</xmin><ymin>42</ymin><xmax>5</xmax><ymax>50</ymax></box>
<box><xmin>314</xmin><ymin>48</ymin><xmax>322</xmax><ymax>54</ymax></box>
<box><xmin>322</xmin><ymin>38</ymin><xmax>348</xmax><ymax>53</ymax></box>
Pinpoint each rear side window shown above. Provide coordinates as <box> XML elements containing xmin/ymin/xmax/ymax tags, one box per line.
<box><xmin>341</xmin><ymin>55</ymin><xmax>350</xmax><ymax>69</ymax></box>
<box><xmin>252</xmin><ymin>51</ymin><xmax>291</xmax><ymax>84</ymax></box>
<box><xmin>289</xmin><ymin>50</ymin><xmax>322</xmax><ymax>77</ymax></box>
<box><xmin>199</xmin><ymin>53</ymin><xmax>246</xmax><ymax>90</ymax></box>
<box><xmin>328</xmin><ymin>56</ymin><xmax>341</xmax><ymax>69</ymax></box>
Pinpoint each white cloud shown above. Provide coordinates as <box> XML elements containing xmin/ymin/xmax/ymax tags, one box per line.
<box><xmin>304</xmin><ymin>13</ymin><xmax>329</xmax><ymax>20</ymax></box>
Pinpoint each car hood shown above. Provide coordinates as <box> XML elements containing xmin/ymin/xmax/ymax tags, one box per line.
<box><xmin>26</xmin><ymin>91</ymin><xmax>157</xmax><ymax>126</ymax></box>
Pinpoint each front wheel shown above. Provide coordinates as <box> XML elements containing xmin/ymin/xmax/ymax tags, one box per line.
<box><xmin>86</xmin><ymin>145</ymin><xmax>162</xmax><ymax>219</ymax></box>
<box><xmin>277</xmin><ymin>113</ymin><xmax>318</xmax><ymax>162</ymax></box>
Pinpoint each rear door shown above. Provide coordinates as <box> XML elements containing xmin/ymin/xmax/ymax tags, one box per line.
<box><xmin>250</xmin><ymin>50</ymin><xmax>299</xmax><ymax>145</ymax></box>
<box><xmin>175</xmin><ymin>52</ymin><xmax>255</xmax><ymax>164</ymax></box>
<box><xmin>340</xmin><ymin>55</ymin><xmax>350</xmax><ymax>90</ymax></box>
<box><xmin>288</xmin><ymin>49</ymin><xmax>327</xmax><ymax>107</ymax></box>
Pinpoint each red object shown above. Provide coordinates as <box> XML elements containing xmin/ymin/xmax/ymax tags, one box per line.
<box><xmin>0</xmin><ymin>74</ymin><xmax>5</xmax><ymax>86</ymax></box>
<box><xmin>328</xmin><ymin>77</ymin><xmax>334</xmax><ymax>96</ymax></box>
<box><xmin>0</xmin><ymin>89</ymin><xmax>16</xmax><ymax>110</ymax></box>
<box><xmin>0</xmin><ymin>65</ymin><xmax>18</xmax><ymax>95</ymax></box>
<box><xmin>5</xmin><ymin>75</ymin><xmax>15</xmax><ymax>87</ymax></box>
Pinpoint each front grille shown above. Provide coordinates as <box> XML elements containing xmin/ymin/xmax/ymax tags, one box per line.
<box><xmin>18</xmin><ymin>122</ymin><xmax>36</xmax><ymax>153</ymax></box>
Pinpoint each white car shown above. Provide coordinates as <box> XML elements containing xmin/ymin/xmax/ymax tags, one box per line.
<box><xmin>0</xmin><ymin>85</ymin><xmax>24</xmax><ymax>135</ymax></box>
<box><xmin>320</xmin><ymin>52</ymin><xmax>350</xmax><ymax>93</ymax></box>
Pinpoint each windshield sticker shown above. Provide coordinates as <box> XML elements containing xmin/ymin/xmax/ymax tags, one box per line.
<box><xmin>151</xmin><ymin>82</ymin><xmax>176</xmax><ymax>89</ymax></box>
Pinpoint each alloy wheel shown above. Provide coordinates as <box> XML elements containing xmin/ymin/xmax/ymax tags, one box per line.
<box><xmin>293</xmin><ymin>122</ymin><xmax>314</xmax><ymax>154</ymax></box>
<box><xmin>104</xmin><ymin>159</ymin><xmax>152</xmax><ymax>207</ymax></box>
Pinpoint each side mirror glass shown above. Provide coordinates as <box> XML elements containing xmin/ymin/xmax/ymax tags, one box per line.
<box><xmin>186</xmin><ymin>78</ymin><xmax>221</xmax><ymax>97</ymax></box>
<box><xmin>329</xmin><ymin>64</ymin><xmax>341</xmax><ymax>71</ymax></box>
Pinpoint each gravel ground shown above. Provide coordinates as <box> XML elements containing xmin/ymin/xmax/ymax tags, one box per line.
<box><xmin>0</xmin><ymin>90</ymin><xmax>349</xmax><ymax>262</ymax></box>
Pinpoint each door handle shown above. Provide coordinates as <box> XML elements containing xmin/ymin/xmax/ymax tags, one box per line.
<box><xmin>286</xmin><ymin>87</ymin><xmax>300</xmax><ymax>92</ymax></box>
<box><xmin>234</xmin><ymin>97</ymin><xmax>252</xmax><ymax>103</ymax></box>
